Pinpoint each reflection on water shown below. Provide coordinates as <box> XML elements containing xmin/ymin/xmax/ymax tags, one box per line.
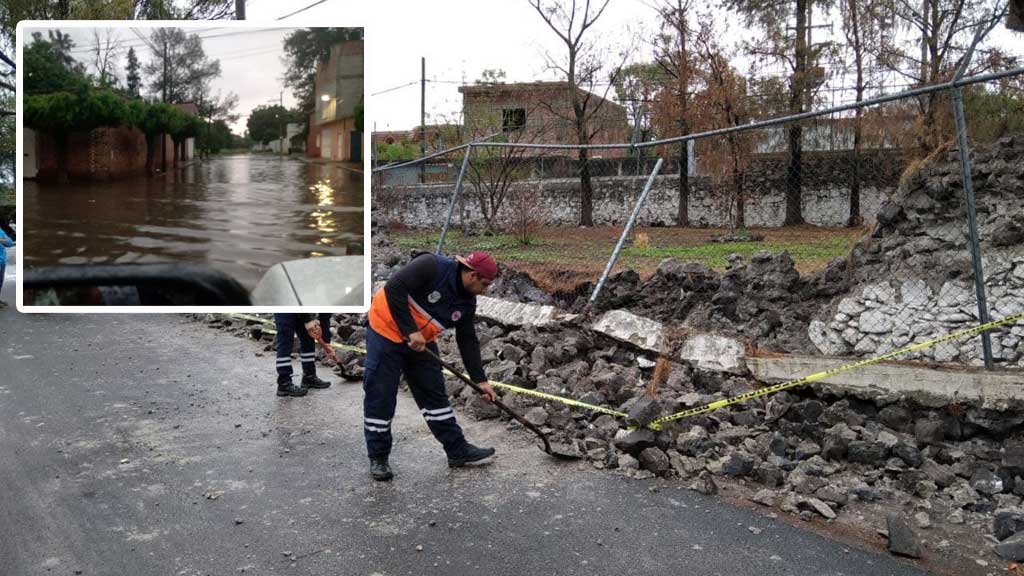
<box><xmin>23</xmin><ymin>155</ymin><xmax>364</xmax><ymax>290</ymax></box>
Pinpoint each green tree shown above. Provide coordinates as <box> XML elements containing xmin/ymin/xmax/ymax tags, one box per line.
<box><xmin>125</xmin><ymin>46</ymin><xmax>142</xmax><ymax>97</ymax></box>
<box><xmin>195</xmin><ymin>119</ymin><xmax>234</xmax><ymax>154</ymax></box>
<box><xmin>23</xmin><ymin>31</ymin><xmax>88</xmax><ymax>94</ymax></box>
<box><xmin>24</xmin><ymin>87</ymin><xmax>128</xmax><ymax>182</ymax></box>
<box><xmin>282</xmin><ymin>28</ymin><xmax>363</xmax><ymax>116</ymax></box>
<box><xmin>374</xmin><ymin>140</ymin><xmax>419</xmax><ymax>162</ymax></box>
<box><xmin>246</xmin><ymin>104</ymin><xmax>291</xmax><ymax>146</ymax></box>
<box><xmin>130</xmin><ymin>100</ymin><xmax>182</xmax><ymax>175</ymax></box>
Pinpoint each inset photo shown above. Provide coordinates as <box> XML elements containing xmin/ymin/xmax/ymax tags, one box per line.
<box><xmin>16</xmin><ymin>23</ymin><xmax>366</xmax><ymax>310</ymax></box>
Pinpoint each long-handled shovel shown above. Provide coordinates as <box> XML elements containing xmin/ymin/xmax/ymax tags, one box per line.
<box><xmin>424</xmin><ymin>348</ymin><xmax>581</xmax><ymax>461</ymax></box>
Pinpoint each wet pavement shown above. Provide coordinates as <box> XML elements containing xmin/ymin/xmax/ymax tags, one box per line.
<box><xmin>0</xmin><ymin>312</ymin><xmax>935</xmax><ymax>576</ymax></box>
<box><xmin>22</xmin><ymin>154</ymin><xmax>363</xmax><ymax>290</ymax></box>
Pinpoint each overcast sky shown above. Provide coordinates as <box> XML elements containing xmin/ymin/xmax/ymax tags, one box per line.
<box><xmin>246</xmin><ymin>0</ymin><xmax>1021</xmax><ymax>133</ymax></box>
<box><xmin>22</xmin><ymin>0</ymin><xmax>1023</xmax><ymax>135</ymax></box>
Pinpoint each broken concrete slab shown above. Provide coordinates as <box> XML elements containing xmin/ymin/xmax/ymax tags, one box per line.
<box><xmin>678</xmin><ymin>333</ymin><xmax>747</xmax><ymax>374</ymax></box>
<box><xmin>592</xmin><ymin>309</ymin><xmax>665</xmax><ymax>351</ymax></box>
<box><xmin>476</xmin><ymin>296</ymin><xmax>564</xmax><ymax>327</ymax></box>
<box><xmin>747</xmin><ymin>354</ymin><xmax>1024</xmax><ymax>409</ymax></box>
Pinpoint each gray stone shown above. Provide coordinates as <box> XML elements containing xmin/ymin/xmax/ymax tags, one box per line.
<box><xmin>875</xmin><ymin>430</ymin><xmax>900</xmax><ymax>450</ymax></box>
<box><xmin>886</xmin><ymin>514</ymin><xmax>922</xmax><ymax>558</ymax></box>
<box><xmin>613</xmin><ymin>429</ymin><xmax>656</xmax><ymax>454</ymax></box>
<box><xmin>914</xmin><ymin>419</ymin><xmax>945</xmax><ymax>445</ymax></box>
<box><xmin>838</xmin><ymin>297</ymin><xmax>866</xmax><ymax>316</ymax></box>
<box><xmin>638</xmin><ymin>447</ymin><xmax>671</xmax><ymax>476</ymax></box>
<box><xmin>790</xmin><ymin>400</ymin><xmax>824</xmax><ymax>423</ymax></box>
<box><xmin>822</xmin><ymin>435</ymin><xmax>850</xmax><ymax>461</ymax></box>
<box><xmin>617</xmin><ymin>453</ymin><xmax>640</xmax><ymax>470</ymax></box>
<box><xmin>859</xmin><ymin>310</ymin><xmax>894</xmax><ymax>334</ymax></box>
<box><xmin>972</xmin><ymin>468</ymin><xmax>1007</xmax><ymax>496</ymax></box>
<box><xmin>814</xmin><ymin>487</ymin><xmax>849</xmax><ymax>508</ymax></box>
<box><xmin>721</xmin><ymin>452</ymin><xmax>756</xmax><ymax>477</ymax></box>
<box><xmin>500</xmin><ymin>344</ymin><xmax>527</xmax><ymax>363</ymax></box>
<box><xmin>921</xmin><ymin>459</ymin><xmax>956</xmax><ymax>488</ymax></box>
<box><xmin>752</xmin><ymin>489</ymin><xmax>778</xmax><ymax>507</ymax></box>
<box><xmin>795</xmin><ymin>441</ymin><xmax>822</xmax><ymax>461</ymax></box>
<box><xmin>694</xmin><ymin>471</ymin><xmax>718</xmax><ymax>495</ymax></box>
<box><xmin>996</xmin><ymin>532</ymin><xmax>1024</xmax><ymax>561</ymax></box>
<box><xmin>994</xmin><ymin>508</ymin><xmax>1024</xmax><ymax>541</ymax></box>
<box><xmin>848</xmin><ymin>441</ymin><xmax>889</xmax><ymax>465</ymax></box>
<box><xmin>949</xmin><ymin>481</ymin><xmax>981</xmax><ymax>508</ymax></box>
<box><xmin>753</xmin><ymin>463</ymin><xmax>785</xmax><ymax>488</ymax></box>
<box><xmin>625</xmin><ymin>396</ymin><xmax>663</xmax><ymax>428</ymax></box>
<box><xmin>878</xmin><ymin>405</ymin><xmax>912</xmax><ymax>432</ymax></box>
<box><xmin>524</xmin><ymin>407</ymin><xmax>549</xmax><ymax>427</ymax></box>
<box><xmin>797</xmin><ymin>498</ymin><xmax>837</xmax><ymax>520</ymax></box>
<box><xmin>913</xmin><ymin>511</ymin><xmax>931</xmax><ymax>529</ymax></box>
<box><xmin>893</xmin><ymin>444</ymin><xmax>924</xmax><ymax>468</ymax></box>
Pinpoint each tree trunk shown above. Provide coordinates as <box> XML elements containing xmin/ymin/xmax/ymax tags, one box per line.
<box><xmin>160</xmin><ymin>134</ymin><xmax>167</xmax><ymax>173</ymax></box>
<box><xmin>733</xmin><ymin>170</ymin><xmax>745</xmax><ymax>230</ymax></box>
<box><xmin>784</xmin><ymin>0</ymin><xmax>808</xmax><ymax>226</ymax></box>
<box><xmin>677</xmin><ymin>141</ymin><xmax>690</xmax><ymax>226</ymax></box>
<box><xmin>848</xmin><ymin>108</ymin><xmax>864</xmax><ymax>227</ymax></box>
<box><xmin>56</xmin><ymin>133</ymin><xmax>69</xmax><ymax>184</ymax></box>
<box><xmin>145</xmin><ymin>134</ymin><xmax>157</xmax><ymax>176</ymax></box>
<box><xmin>578</xmin><ymin>145</ymin><xmax>593</xmax><ymax>227</ymax></box>
<box><xmin>173</xmin><ymin>138</ymin><xmax>181</xmax><ymax>167</ymax></box>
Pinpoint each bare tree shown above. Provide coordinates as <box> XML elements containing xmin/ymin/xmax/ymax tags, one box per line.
<box><xmin>691</xmin><ymin>18</ymin><xmax>757</xmax><ymax>230</ymax></box>
<box><xmin>651</xmin><ymin>0</ymin><xmax>699</xmax><ymax>226</ymax></box>
<box><xmin>875</xmin><ymin>0</ymin><xmax>1012</xmax><ymax>152</ymax></box>
<box><xmin>839</xmin><ymin>0</ymin><xmax>889</xmax><ymax>227</ymax></box>
<box><xmin>92</xmin><ymin>29</ymin><xmax>121</xmax><ymax>88</ymax></box>
<box><xmin>464</xmin><ymin>99</ymin><xmax>552</xmax><ymax>233</ymax></box>
<box><xmin>527</xmin><ymin>0</ymin><xmax>628</xmax><ymax>227</ymax></box>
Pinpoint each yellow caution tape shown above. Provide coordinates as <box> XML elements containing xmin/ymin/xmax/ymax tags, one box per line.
<box><xmin>224</xmin><ymin>311</ymin><xmax>1024</xmax><ymax>430</ymax></box>
<box><xmin>645</xmin><ymin>310</ymin><xmax>1024</xmax><ymax>430</ymax></box>
<box><xmin>223</xmin><ymin>313</ymin><xmax>627</xmax><ymax>418</ymax></box>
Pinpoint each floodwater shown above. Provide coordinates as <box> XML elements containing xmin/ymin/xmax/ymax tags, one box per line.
<box><xmin>22</xmin><ymin>154</ymin><xmax>364</xmax><ymax>290</ymax></box>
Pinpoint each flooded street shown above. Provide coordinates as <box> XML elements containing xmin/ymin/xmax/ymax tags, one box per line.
<box><xmin>22</xmin><ymin>154</ymin><xmax>363</xmax><ymax>290</ymax></box>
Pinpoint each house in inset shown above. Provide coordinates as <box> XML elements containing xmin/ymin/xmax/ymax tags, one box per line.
<box><xmin>307</xmin><ymin>40</ymin><xmax>364</xmax><ymax>162</ymax></box>
<box><xmin>458</xmin><ymin>81</ymin><xmax>629</xmax><ymax>157</ymax></box>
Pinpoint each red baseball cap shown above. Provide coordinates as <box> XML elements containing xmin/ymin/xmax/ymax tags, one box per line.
<box><xmin>457</xmin><ymin>251</ymin><xmax>499</xmax><ymax>280</ymax></box>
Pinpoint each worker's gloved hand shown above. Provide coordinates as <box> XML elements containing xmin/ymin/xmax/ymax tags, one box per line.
<box><xmin>477</xmin><ymin>381</ymin><xmax>497</xmax><ymax>403</ymax></box>
<box><xmin>305</xmin><ymin>320</ymin><xmax>322</xmax><ymax>341</ymax></box>
<box><xmin>407</xmin><ymin>331</ymin><xmax>427</xmax><ymax>352</ymax></box>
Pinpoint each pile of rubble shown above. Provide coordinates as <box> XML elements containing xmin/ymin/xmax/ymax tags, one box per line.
<box><xmin>202</xmin><ymin>309</ymin><xmax>1024</xmax><ymax>566</ymax></box>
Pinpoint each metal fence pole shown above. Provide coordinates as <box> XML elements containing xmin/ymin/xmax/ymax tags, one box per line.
<box><xmin>436</xmin><ymin>144</ymin><xmax>473</xmax><ymax>255</ymax></box>
<box><xmin>952</xmin><ymin>89</ymin><xmax>995</xmax><ymax>369</ymax></box>
<box><xmin>589</xmin><ymin>158</ymin><xmax>664</xmax><ymax>304</ymax></box>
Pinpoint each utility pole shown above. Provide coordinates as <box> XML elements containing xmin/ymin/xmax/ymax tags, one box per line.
<box><xmin>235</xmin><ymin>0</ymin><xmax>246</xmax><ymax>19</ymax></box>
<box><xmin>420</xmin><ymin>56</ymin><xmax>426</xmax><ymax>183</ymax></box>
<box><xmin>162</xmin><ymin>38</ymin><xmax>168</xmax><ymax>172</ymax></box>
<box><xmin>279</xmin><ymin>91</ymin><xmax>285</xmax><ymax>156</ymax></box>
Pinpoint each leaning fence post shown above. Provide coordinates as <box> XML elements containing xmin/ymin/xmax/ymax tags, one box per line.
<box><xmin>590</xmin><ymin>157</ymin><xmax>664</xmax><ymax>304</ymax></box>
<box><xmin>949</xmin><ymin>11</ymin><xmax>1003</xmax><ymax>370</ymax></box>
<box><xmin>436</xmin><ymin>144</ymin><xmax>473</xmax><ymax>255</ymax></box>
<box><xmin>951</xmin><ymin>90</ymin><xmax>995</xmax><ymax>370</ymax></box>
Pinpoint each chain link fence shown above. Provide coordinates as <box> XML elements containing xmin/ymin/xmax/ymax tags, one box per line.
<box><xmin>372</xmin><ymin>65</ymin><xmax>1024</xmax><ymax>370</ymax></box>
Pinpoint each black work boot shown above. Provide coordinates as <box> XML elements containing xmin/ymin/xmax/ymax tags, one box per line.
<box><xmin>369</xmin><ymin>457</ymin><xmax>393</xmax><ymax>481</ymax></box>
<box><xmin>447</xmin><ymin>443</ymin><xmax>496</xmax><ymax>468</ymax></box>
<box><xmin>276</xmin><ymin>380</ymin><xmax>307</xmax><ymax>397</ymax></box>
<box><xmin>301</xmin><ymin>374</ymin><xmax>332</xmax><ymax>389</ymax></box>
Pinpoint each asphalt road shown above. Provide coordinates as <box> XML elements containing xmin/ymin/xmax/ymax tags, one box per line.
<box><xmin>0</xmin><ymin>308</ymin><xmax>935</xmax><ymax>576</ymax></box>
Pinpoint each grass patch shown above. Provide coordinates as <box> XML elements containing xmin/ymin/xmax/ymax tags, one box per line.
<box><xmin>621</xmin><ymin>235</ymin><xmax>855</xmax><ymax>270</ymax></box>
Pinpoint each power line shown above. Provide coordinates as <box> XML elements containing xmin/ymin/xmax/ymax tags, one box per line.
<box><xmin>66</xmin><ymin>27</ymin><xmax>292</xmax><ymax>54</ymax></box>
<box><xmin>276</xmin><ymin>0</ymin><xmax>330</xmax><ymax>20</ymax></box>
<box><xmin>371</xmin><ymin>80</ymin><xmax>420</xmax><ymax>96</ymax></box>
